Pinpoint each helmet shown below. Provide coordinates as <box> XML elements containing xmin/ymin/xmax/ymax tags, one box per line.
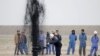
<box><xmin>50</xmin><ymin>34</ymin><xmax>54</xmax><ymax>38</ymax></box>
<box><xmin>94</xmin><ymin>31</ymin><xmax>98</xmax><ymax>34</ymax></box>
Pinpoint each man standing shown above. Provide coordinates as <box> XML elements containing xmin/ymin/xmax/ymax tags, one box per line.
<box><xmin>20</xmin><ymin>31</ymin><xmax>28</xmax><ymax>55</ymax></box>
<box><xmin>55</xmin><ymin>30</ymin><xmax>62</xmax><ymax>55</ymax></box>
<box><xmin>89</xmin><ymin>31</ymin><xmax>99</xmax><ymax>56</ymax></box>
<box><xmin>79</xmin><ymin>29</ymin><xmax>87</xmax><ymax>56</ymax></box>
<box><xmin>51</xmin><ymin>30</ymin><xmax>62</xmax><ymax>56</ymax></box>
<box><xmin>14</xmin><ymin>30</ymin><xmax>21</xmax><ymax>55</ymax></box>
<box><xmin>39</xmin><ymin>31</ymin><xmax>46</xmax><ymax>55</ymax></box>
<box><xmin>67</xmin><ymin>30</ymin><xmax>77</xmax><ymax>55</ymax></box>
<box><xmin>50</xmin><ymin>32</ymin><xmax>56</xmax><ymax>55</ymax></box>
<box><xmin>46</xmin><ymin>32</ymin><xmax>51</xmax><ymax>54</ymax></box>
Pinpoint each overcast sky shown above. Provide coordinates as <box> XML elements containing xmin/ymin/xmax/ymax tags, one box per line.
<box><xmin>0</xmin><ymin>0</ymin><xmax>100</xmax><ymax>25</ymax></box>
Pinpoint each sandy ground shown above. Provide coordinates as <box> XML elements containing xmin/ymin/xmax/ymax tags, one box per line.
<box><xmin>0</xmin><ymin>35</ymin><xmax>100</xmax><ymax>56</ymax></box>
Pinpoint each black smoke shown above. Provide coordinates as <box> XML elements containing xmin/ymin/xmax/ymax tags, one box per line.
<box><xmin>24</xmin><ymin>0</ymin><xmax>45</xmax><ymax>56</ymax></box>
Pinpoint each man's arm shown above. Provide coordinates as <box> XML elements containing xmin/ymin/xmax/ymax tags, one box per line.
<box><xmin>75</xmin><ymin>35</ymin><xmax>77</xmax><ymax>41</ymax></box>
<box><xmin>85</xmin><ymin>34</ymin><xmax>87</xmax><ymax>40</ymax></box>
<box><xmin>97</xmin><ymin>36</ymin><xmax>99</xmax><ymax>43</ymax></box>
<box><xmin>91</xmin><ymin>36</ymin><xmax>93</xmax><ymax>43</ymax></box>
<box><xmin>14</xmin><ymin>34</ymin><xmax>17</xmax><ymax>45</ymax></box>
<box><xmin>59</xmin><ymin>35</ymin><xmax>62</xmax><ymax>41</ymax></box>
<box><xmin>25</xmin><ymin>35</ymin><xmax>27</xmax><ymax>44</ymax></box>
<box><xmin>79</xmin><ymin>35</ymin><xmax>81</xmax><ymax>41</ymax></box>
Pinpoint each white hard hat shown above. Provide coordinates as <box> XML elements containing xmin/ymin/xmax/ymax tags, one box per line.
<box><xmin>94</xmin><ymin>31</ymin><xmax>98</xmax><ymax>34</ymax></box>
<box><xmin>50</xmin><ymin>34</ymin><xmax>54</xmax><ymax>38</ymax></box>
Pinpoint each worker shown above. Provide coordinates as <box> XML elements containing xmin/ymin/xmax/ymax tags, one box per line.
<box><xmin>79</xmin><ymin>29</ymin><xmax>87</xmax><ymax>56</ymax></box>
<box><xmin>89</xmin><ymin>31</ymin><xmax>99</xmax><ymax>56</ymax></box>
<box><xmin>67</xmin><ymin>30</ymin><xmax>77</xmax><ymax>55</ymax></box>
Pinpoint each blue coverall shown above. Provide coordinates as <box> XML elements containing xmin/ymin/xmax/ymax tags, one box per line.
<box><xmin>90</xmin><ymin>35</ymin><xmax>99</xmax><ymax>56</ymax></box>
<box><xmin>79</xmin><ymin>33</ymin><xmax>87</xmax><ymax>56</ymax></box>
<box><xmin>79</xmin><ymin>33</ymin><xmax>87</xmax><ymax>47</ymax></box>
<box><xmin>67</xmin><ymin>34</ymin><xmax>77</xmax><ymax>55</ymax></box>
<box><xmin>39</xmin><ymin>33</ymin><xmax>45</xmax><ymax>54</ymax></box>
<box><xmin>39</xmin><ymin>33</ymin><xmax>45</xmax><ymax>48</ymax></box>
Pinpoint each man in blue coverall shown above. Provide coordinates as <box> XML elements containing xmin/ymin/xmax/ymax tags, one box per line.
<box><xmin>67</xmin><ymin>30</ymin><xmax>77</xmax><ymax>55</ymax></box>
<box><xmin>89</xmin><ymin>31</ymin><xmax>99</xmax><ymax>56</ymax></box>
<box><xmin>39</xmin><ymin>31</ymin><xmax>45</xmax><ymax>55</ymax></box>
<box><xmin>79</xmin><ymin>29</ymin><xmax>87</xmax><ymax>56</ymax></box>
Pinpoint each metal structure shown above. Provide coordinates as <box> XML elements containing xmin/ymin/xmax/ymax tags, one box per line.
<box><xmin>24</xmin><ymin>0</ymin><xmax>45</xmax><ymax>56</ymax></box>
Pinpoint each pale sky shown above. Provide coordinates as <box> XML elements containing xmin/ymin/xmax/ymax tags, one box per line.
<box><xmin>0</xmin><ymin>0</ymin><xmax>100</xmax><ymax>25</ymax></box>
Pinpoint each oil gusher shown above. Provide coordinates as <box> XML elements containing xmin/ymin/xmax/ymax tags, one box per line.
<box><xmin>24</xmin><ymin>0</ymin><xmax>45</xmax><ymax>56</ymax></box>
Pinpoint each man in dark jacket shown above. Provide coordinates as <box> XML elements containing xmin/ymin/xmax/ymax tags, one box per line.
<box><xmin>56</xmin><ymin>30</ymin><xmax>62</xmax><ymax>55</ymax></box>
<box><xmin>52</xmin><ymin>30</ymin><xmax>62</xmax><ymax>56</ymax></box>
